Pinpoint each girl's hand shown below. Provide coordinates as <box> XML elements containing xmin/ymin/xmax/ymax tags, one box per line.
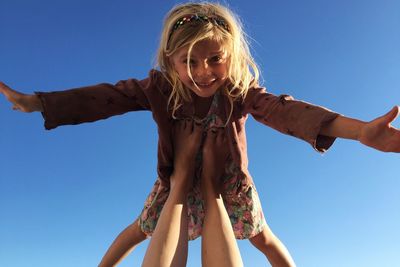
<box><xmin>0</xmin><ymin>82</ymin><xmax>43</xmax><ymax>112</ymax></box>
<box><xmin>359</xmin><ymin>106</ymin><xmax>400</xmax><ymax>152</ymax></box>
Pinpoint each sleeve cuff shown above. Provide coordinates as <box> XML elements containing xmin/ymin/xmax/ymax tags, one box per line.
<box><xmin>34</xmin><ymin>91</ymin><xmax>57</xmax><ymax>130</ymax></box>
<box><xmin>310</xmin><ymin>113</ymin><xmax>340</xmax><ymax>153</ymax></box>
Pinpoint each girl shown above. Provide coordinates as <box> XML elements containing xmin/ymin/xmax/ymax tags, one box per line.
<box><xmin>1</xmin><ymin>2</ymin><xmax>399</xmax><ymax>267</ymax></box>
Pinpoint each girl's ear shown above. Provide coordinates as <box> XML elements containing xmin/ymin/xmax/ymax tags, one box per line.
<box><xmin>168</xmin><ymin>55</ymin><xmax>176</xmax><ymax>68</ymax></box>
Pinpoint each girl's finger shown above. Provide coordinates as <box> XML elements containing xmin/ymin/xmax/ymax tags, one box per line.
<box><xmin>0</xmin><ymin>84</ymin><xmax>13</xmax><ymax>97</ymax></box>
<box><xmin>386</xmin><ymin>106</ymin><xmax>400</xmax><ymax>124</ymax></box>
<box><xmin>376</xmin><ymin>106</ymin><xmax>399</xmax><ymax>125</ymax></box>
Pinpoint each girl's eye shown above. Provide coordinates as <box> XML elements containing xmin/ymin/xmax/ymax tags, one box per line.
<box><xmin>183</xmin><ymin>59</ymin><xmax>196</xmax><ymax>65</ymax></box>
<box><xmin>211</xmin><ymin>56</ymin><xmax>223</xmax><ymax>63</ymax></box>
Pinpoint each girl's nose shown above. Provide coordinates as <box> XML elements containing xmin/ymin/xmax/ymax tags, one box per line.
<box><xmin>194</xmin><ymin>62</ymin><xmax>211</xmax><ymax>77</ymax></box>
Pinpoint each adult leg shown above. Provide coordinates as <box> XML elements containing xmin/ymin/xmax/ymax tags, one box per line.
<box><xmin>249</xmin><ymin>223</ymin><xmax>296</xmax><ymax>267</ymax></box>
<box><xmin>99</xmin><ymin>218</ymin><xmax>147</xmax><ymax>267</ymax></box>
<box><xmin>141</xmin><ymin>180</ymin><xmax>189</xmax><ymax>267</ymax></box>
<box><xmin>201</xmin><ymin>130</ymin><xmax>243</xmax><ymax>267</ymax></box>
<box><xmin>142</xmin><ymin>121</ymin><xmax>202</xmax><ymax>267</ymax></box>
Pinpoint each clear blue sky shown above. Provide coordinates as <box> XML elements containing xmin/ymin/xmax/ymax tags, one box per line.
<box><xmin>1</xmin><ymin>0</ymin><xmax>399</xmax><ymax>266</ymax></box>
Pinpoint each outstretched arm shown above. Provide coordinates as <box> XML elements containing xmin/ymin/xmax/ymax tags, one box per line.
<box><xmin>2</xmin><ymin>70</ymin><xmax>162</xmax><ymax>130</ymax></box>
<box><xmin>0</xmin><ymin>82</ymin><xmax>43</xmax><ymax>112</ymax></box>
<box><xmin>320</xmin><ymin>106</ymin><xmax>400</xmax><ymax>152</ymax></box>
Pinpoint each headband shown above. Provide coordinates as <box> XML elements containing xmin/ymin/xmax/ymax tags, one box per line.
<box><xmin>168</xmin><ymin>14</ymin><xmax>230</xmax><ymax>41</ymax></box>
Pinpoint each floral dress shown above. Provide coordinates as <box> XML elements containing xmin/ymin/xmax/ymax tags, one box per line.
<box><xmin>139</xmin><ymin>92</ymin><xmax>266</xmax><ymax>240</ymax></box>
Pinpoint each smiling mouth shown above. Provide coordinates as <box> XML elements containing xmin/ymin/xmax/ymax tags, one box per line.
<box><xmin>195</xmin><ymin>80</ymin><xmax>216</xmax><ymax>87</ymax></box>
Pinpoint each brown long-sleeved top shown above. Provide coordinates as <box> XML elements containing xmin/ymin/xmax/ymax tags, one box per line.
<box><xmin>35</xmin><ymin>69</ymin><xmax>339</xmax><ymax>190</ymax></box>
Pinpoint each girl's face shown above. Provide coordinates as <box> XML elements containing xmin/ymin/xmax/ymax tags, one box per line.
<box><xmin>170</xmin><ymin>39</ymin><xmax>229</xmax><ymax>98</ymax></box>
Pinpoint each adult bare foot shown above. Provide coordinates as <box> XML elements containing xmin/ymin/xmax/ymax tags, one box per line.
<box><xmin>171</xmin><ymin>119</ymin><xmax>203</xmax><ymax>191</ymax></box>
<box><xmin>201</xmin><ymin>128</ymin><xmax>229</xmax><ymax>200</ymax></box>
<box><xmin>201</xmin><ymin>128</ymin><xmax>243</xmax><ymax>267</ymax></box>
<box><xmin>142</xmin><ymin>120</ymin><xmax>203</xmax><ymax>267</ymax></box>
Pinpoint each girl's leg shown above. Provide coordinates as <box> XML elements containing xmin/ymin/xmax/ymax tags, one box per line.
<box><xmin>142</xmin><ymin>120</ymin><xmax>202</xmax><ymax>267</ymax></box>
<box><xmin>249</xmin><ymin>224</ymin><xmax>296</xmax><ymax>267</ymax></box>
<box><xmin>201</xmin><ymin>130</ymin><xmax>243</xmax><ymax>267</ymax></box>
<box><xmin>98</xmin><ymin>218</ymin><xmax>147</xmax><ymax>267</ymax></box>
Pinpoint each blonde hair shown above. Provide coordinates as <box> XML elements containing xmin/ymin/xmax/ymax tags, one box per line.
<box><xmin>156</xmin><ymin>1</ymin><xmax>260</xmax><ymax>120</ymax></box>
